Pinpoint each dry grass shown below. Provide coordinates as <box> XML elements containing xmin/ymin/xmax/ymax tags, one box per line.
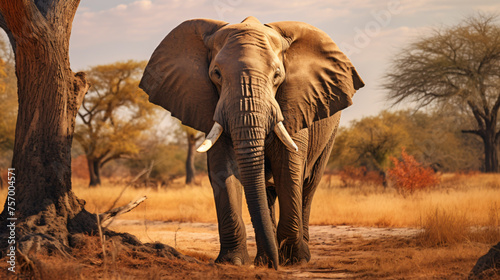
<box><xmin>68</xmin><ymin>173</ymin><xmax>500</xmax><ymax>232</ymax></box>
<box><xmin>0</xmin><ymin>234</ymin><xmax>285</xmax><ymax>280</ymax></box>
<box><xmin>313</xmin><ymin>174</ymin><xmax>500</xmax><ymax>229</ymax></box>
<box><xmin>1</xmin><ymin>173</ymin><xmax>498</xmax><ymax>236</ymax></box>
<box><xmin>72</xmin><ymin>176</ymin><xmax>220</xmax><ymax>223</ymax></box>
<box><xmin>306</xmin><ymin>239</ymin><xmax>492</xmax><ymax>279</ymax></box>
<box><xmin>70</xmin><ymin>172</ymin><xmax>500</xmax><ymax>250</ymax></box>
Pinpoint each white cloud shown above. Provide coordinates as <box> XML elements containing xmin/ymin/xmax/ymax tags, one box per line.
<box><xmin>115</xmin><ymin>4</ymin><xmax>128</xmax><ymax>11</ymax></box>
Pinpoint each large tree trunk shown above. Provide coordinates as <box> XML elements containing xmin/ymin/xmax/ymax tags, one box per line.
<box><xmin>87</xmin><ymin>157</ymin><xmax>102</xmax><ymax>187</ymax></box>
<box><xmin>185</xmin><ymin>134</ymin><xmax>196</xmax><ymax>184</ymax></box>
<box><xmin>0</xmin><ymin>3</ymin><xmax>193</xmax><ymax>275</ymax></box>
<box><xmin>483</xmin><ymin>128</ymin><xmax>499</xmax><ymax>173</ymax></box>
<box><xmin>0</xmin><ymin>0</ymin><xmax>97</xmax><ymax>255</ymax></box>
<box><xmin>463</xmin><ymin>106</ymin><xmax>499</xmax><ymax>173</ymax></box>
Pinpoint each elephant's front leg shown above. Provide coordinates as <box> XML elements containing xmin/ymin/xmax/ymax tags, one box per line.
<box><xmin>207</xmin><ymin>136</ymin><xmax>250</xmax><ymax>265</ymax></box>
<box><xmin>267</xmin><ymin>129</ymin><xmax>310</xmax><ymax>265</ymax></box>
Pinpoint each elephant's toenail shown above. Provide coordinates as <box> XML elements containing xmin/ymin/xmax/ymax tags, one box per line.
<box><xmin>232</xmin><ymin>257</ymin><xmax>242</xmax><ymax>266</ymax></box>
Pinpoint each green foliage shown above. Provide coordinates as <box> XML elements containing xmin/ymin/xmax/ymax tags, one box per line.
<box><xmin>330</xmin><ymin>111</ymin><xmax>409</xmax><ymax>172</ymax></box>
<box><xmin>401</xmin><ymin>110</ymin><xmax>482</xmax><ymax>171</ymax></box>
<box><xmin>131</xmin><ymin>142</ymin><xmax>187</xmax><ymax>185</ymax></box>
<box><xmin>74</xmin><ymin>60</ymin><xmax>158</xmax><ymax>171</ymax></box>
<box><xmin>123</xmin><ymin>121</ymin><xmax>207</xmax><ymax>186</ymax></box>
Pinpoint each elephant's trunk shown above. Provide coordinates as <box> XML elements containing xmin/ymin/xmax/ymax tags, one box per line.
<box><xmin>231</xmin><ymin>125</ymin><xmax>278</xmax><ymax>269</ymax></box>
<box><xmin>217</xmin><ymin>76</ymin><xmax>278</xmax><ymax>268</ymax></box>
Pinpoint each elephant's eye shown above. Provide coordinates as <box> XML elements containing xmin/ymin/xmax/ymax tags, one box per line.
<box><xmin>273</xmin><ymin>68</ymin><xmax>282</xmax><ymax>84</ymax></box>
<box><xmin>213</xmin><ymin>69</ymin><xmax>222</xmax><ymax>80</ymax></box>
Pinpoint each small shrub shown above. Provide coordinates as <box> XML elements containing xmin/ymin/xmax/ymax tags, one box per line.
<box><xmin>417</xmin><ymin>207</ymin><xmax>470</xmax><ymax>247</ymax></box>
<box><xmin>417</xmin><ymin>205</ymin><xmax>500</xmax><ymax>247</ymax></box>
<box><xmin>388</xmin><ymin>148</ymin><xmax>438</xmax><ymax>195</ymax></box>
<box><xmin>339</xmin><ymin>166</ymin><xmax>384</xmax><ymax>188</ymax></box>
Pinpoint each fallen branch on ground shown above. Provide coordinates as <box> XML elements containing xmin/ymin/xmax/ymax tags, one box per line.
<box><xmin>99</xmin><ymin>196</ymin><xmax>147</xmax><ymax>227</ymax></box>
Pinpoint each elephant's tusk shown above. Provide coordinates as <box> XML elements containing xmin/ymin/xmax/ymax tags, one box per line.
<box><xmin>197</xmin><ymin>122</ymin><xmax>223</xmax><ymax>153</ymax></box>
<box><xmin>274</xmin><ymin>122</ymin><xmax>299</xmax><ymax>152</ymax></box>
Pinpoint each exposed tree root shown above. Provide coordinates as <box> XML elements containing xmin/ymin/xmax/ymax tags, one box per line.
<box><xmin>0</xmin><ymin>197</ymin><xmax>194</xmax><ymax>279</ymax></box>
<box><xmin>469</xmin><ymin>242</ymin><xmax>500</xmax><ymax>279</ymax></box>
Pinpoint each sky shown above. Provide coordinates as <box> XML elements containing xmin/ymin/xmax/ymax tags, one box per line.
<box><xmin>69</xmin><ymin>0</ymin><xmax>500</xmax><ymax>126</ymax></box>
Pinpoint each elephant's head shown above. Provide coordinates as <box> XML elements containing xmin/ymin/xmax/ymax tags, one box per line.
<box><xmin>140</xmin><ymin>16</ymin><xmax>364</xmax><ymax>268</ymax></box>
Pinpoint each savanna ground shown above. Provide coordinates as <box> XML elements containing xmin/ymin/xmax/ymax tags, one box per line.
<box><xmin>1</xmin><ymin>173</ymin><xmax>499</xmax><ymax>279</ymax></box>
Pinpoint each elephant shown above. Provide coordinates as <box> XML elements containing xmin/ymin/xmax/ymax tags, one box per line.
<box><xmin>139</xmin><ymin>16</ymin><xmax>364</xmax><ymax>269</ymax></box>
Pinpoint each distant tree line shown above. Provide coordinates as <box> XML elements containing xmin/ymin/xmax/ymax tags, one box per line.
<box><xmin>329</xmin><ymin>110</ymin><xmax>484</xmax><ymax>174</ymax></box>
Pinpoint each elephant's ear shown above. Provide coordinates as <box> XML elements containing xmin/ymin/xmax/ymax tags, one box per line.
<box><xmin>140</xmin><ymin>19</ymin><xmax>228</xmax><ymax>134</ymax></box>
<box><xmin>266</xmin><ymin>21</ymin><xmax>364</xmax><ymax>135</ymax></box>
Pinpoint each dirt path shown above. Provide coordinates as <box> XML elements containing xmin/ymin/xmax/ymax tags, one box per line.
<box><xmin>110</xmin><ymin>220</ymin><xmax>424</xmax><ymax>279</ymax></box>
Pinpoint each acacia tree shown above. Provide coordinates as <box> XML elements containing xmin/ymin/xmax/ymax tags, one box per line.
<box><xmin>0</xmin><ymin>0</ymin><xmax>94</xmax><ymax>253</ymax></box>
<box><xmin>384</xmin><ymin>14</ymin><xmax>500</xmax><ymax>172</ymax></box>
<box><xmin>75</xmin><ymin>60</ymin><xmax>157</xmax><ymax>187</ymax></box>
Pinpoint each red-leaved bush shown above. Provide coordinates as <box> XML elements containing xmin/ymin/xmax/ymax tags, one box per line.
<box><xmin>388</xmin><ymin>148</ymin><xmax>439</xmax><ymax>195</ymax></box>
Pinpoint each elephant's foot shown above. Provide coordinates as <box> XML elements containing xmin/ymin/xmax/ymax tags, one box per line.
<box><xmin>279</xmin><ymin>240</ymin><xmax>311</xmax><ymax>265</ymax></box>
<box><xmin>215</xmin><ymin>246</ymin><xmax>250</xmax><ymax>266</ymax></box>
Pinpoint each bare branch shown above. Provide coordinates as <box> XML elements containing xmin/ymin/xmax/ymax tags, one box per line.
<box><xmin>492</xmin><ymin>93</ymin><xmax>500</xmax><ymax>122</ymax></box>
<box><xmin>99</xmin><ymin>196</ymin><xmax>147</xmax><ymax>226</ymax></box>
<box><xmin>467</xmin><ymin>100</ymin><xmax>487</xmax><ymax>127</ymax></box>
<box><xmin>462</xmin><ymin>129</ymin><xmax>484</xmax><ymax>136</ymax></box>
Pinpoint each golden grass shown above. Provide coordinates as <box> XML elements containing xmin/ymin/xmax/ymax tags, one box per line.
<box><xmin>72</xmin><ymin>176</ymin><xmax>219</xmax><ymax>223</ymax></box>
<box><xmin>66</xmin><ymin>173</ymin><xmax>500</xmax><ymax>249</ymax></box>
<box><xmin>312</xmin><ymin>174</ymin><xmax>500</xmax><ymax>229</ymax></box>
<box><xmin>0</xmin><ymin>173</ymin><xmax>498</xmax><ymax>230</ymax></box>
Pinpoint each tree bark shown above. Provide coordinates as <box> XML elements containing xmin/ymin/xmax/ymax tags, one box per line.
<box><xmin>463</xmin><ymin>121</ymin><xmax>499</xmax><ymax>173</ymax></box>
<box><xmin>0</xmin><ymin>0</ymin><xmax>95</xmax><ymax>254</ymax></box>
<box><xmin>0</xmin><ymin>2</ymin><xmax>190</xmax><ymax>271</ymax></box>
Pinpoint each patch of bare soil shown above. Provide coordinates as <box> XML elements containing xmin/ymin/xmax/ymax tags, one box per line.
<box><xmin>0</xmin><ymin>220</ymin><xmax>489</xmax><ymax>279</ymax></box>
<box><xmin>109</xmin><ymin>220</ymin><xmax>486</xmax><ymax>279</ymax></box>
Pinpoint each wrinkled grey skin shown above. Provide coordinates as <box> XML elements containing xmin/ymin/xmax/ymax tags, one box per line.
<box><xmin>140</xmin><ymin>16</ymin><xmax>364</xmax><ymax>268</ymax></box>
